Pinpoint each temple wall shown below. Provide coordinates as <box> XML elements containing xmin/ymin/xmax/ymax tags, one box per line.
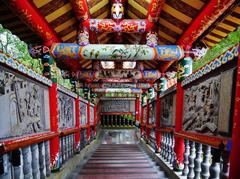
<box><xmin>100</xmin><ymin>99</ymin><xmax>135</xmax><ymax>113</ymax></box>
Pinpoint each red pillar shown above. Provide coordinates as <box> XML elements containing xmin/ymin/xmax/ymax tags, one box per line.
<box><xmin>135</xmin><ymin>96</ymin><xmax>140</xmax><ymax>122</ymax></box>
<box><xmin>7</xmin><ymin>0</ymin><xmax>60</xmax><ymax>45</ymax></box>
<box><xmin>94</xmin><ymin>105</ymin><xmax>97</xmax><ymax>137</ymax></box>
<box><xmin>140</xmin><ymin>105</ymin><xmax>145</xmax><ymax>136</ymax></box>
<box><xmin>229</xmin><ymin>46</ymin><xmax>240</xmax><ymax>179</ymax></box>
<box><xmin>146</xmin><ymin>99</ymin><xmax>151</xmax><ymax>142</ymax></box>
<box><xmin>87</xmin><ymin>101</ymin><xmax>91</xmax><ymax>143</ymax></box>
<box><xmin>48</xmin><ymin>83</ymin><xmax>60</xmax><ymax>170</ymax></box>
<box><xmin>174</xmin><ymin>83</ymin><xmax>184</xmax><ymax>171</ymax></box>
<box><xmin>155</xmin><ymin>92</ymin><xmax>161</xmax><ymax>152</ymax></box>
<box><xmin>74</xmin><ymin>97</ymin><xmax>80</xmax><ymax>152</ymax></box>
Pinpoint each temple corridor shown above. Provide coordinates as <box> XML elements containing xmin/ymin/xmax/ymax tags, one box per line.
<box><xmin>0</xmin><ymin>0</ymin><xmax>240</xmax><ymax>179</ymax></box>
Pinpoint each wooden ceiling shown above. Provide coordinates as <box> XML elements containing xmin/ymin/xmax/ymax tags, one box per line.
<box><xmin>0</xmin><ymin>0</ymin><xmax>239</xmax><ymax>70</ymax></box>
<box><xmin>197</xmin><ymin>3</ymin><xmax>240</xmax><ymax>48</ymax></box>
<box><xmin>0</xmin><ymin>3</ymin><xmax>42</xmax><ymax>44</ymax></box>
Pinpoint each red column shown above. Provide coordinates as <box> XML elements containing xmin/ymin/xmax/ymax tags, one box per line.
<box><xmin>74</xmin><ymin>97</ymin><xmax>80</xmax><ymax>152</ymax></box>
<box><xmin>146</xmin><ymin>99</ymin><xmax>151</xmax><ymax>142</ymax></box>
<box><xmin>135</xmin><ymin>96</ymin><xmax>140</xmax><ymax>122</ymax></box>
<box><xmin>94</xmin><ymin>105</ymin><xmax>97</xmax><ymax>137</ymax></box>
<box><xmin>174</xmin><ymin>83</ymin><xmax>184</xmax><ymax>171</ymax></box>
<box><xmin>229</xmin><ymin>46</ymin><xmax>240</xmax><ymax>179</ymax></box>
<box><xmin>155</xmin><ymin>92</ymin><xmax>161</xmax><ymax>152</ymax></box>
<box><xmin>140</xmin><ymin>105</ymin><xmax>144</xmax><ymax>136</ymax></box>
<box><xmin>87</xmin><ymin>101</ymin><xmax>91</xmax><ymax>143</ymax></box>
<box><xmin>48</xmin><ymin>83</ymin><xmax>60</xmax><ymax>170</ymax></box>
<box><xmin>7</xmin><ymin>0</ymin><xmax>60</xmax><ymax>45</ymax></box>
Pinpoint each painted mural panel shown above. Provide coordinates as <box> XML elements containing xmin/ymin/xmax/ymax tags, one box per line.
<box><xmin>143</xmin><ymin>106</ymin><xmax>147</xmax><ymax>123</ymax></box>
<box><xmin>160</xmin><ymin>93</ymin><xmax>176</xmax><ymax>127</ymax></box>
<box><xmin>80</xmin><ymin>101</ymin><xmax>87</xmax><ymax>126</ymax></box>
<box><xmin>90</xmin><ymin>106</ymin><xmax>94</xmax><ymax>124</ymax></box>
<box><xmin>0</xmin><ymin>66</ymin><xmax>50</xmax><ymax>139</ymax></box>
<box><xmin>183</xmin><ymin>76</ymin><xmax>220</xmax><ymax>134</ymax></box>
<box><xmin>57</xmin><ymin>91</ymin><xmax>75</xmax><ymax>129</ymax></box>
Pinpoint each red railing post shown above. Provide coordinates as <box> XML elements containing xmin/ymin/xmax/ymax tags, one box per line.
<box><xmin>74</xmin><ymin>97</ymin><xmax>80</xmax><ymax>152</ymax></box>
<box><xmin>146</xmin><ymin>99</ymin><xmax>150</xmax><ymax>142</ymax></box>
<box><xmin>155</xmin><ymin>92</ymin><xmax>161</xmax><ymax>152</ymax></box>
<box><xmin>48</xmin><ymin>83</ymin><xmax>60</xmax><ymax>171</ymax></box>
<box><xmin>135</xmin><ymin>96</ymin><xmax>140</xmax><ymax>122</ymax></box>
<box><xmin>229</xmin><ymin>45</ymin><xmax>240</xmax><ymax>179</ymax></box>
<box><xmin>94</xmin><ymin>105</ymin><xmax>97</xmax><ymax>137</ymax></box>
<box><xmin>173</xmin><ymin>83</ymin><xmax>184</xmax><ymax>171</ymax></box>
<box><xmin>87</xmin><ymin>101</ymin><xmax>91</xmax><ymax>143</ymax></box>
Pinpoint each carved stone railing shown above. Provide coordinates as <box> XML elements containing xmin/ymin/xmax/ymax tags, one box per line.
<box><xmin>0</xmin><ymin>132</ymin><xmax>56</xmax><ymax>178</ymax></box>
<box><xmin>175</xmin><ymin>132</ymin><xmax>231</xmax><ymax>179</ymax></box>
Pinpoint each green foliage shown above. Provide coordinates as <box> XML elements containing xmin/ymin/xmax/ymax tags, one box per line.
<box><xmin>193</xmin><ymin>28</ymin><xmax>240</xmax><ymax>71</ymax></box>
<box><xmin>0</xmin><ymin>24</ymin><xmax>43</xmax><ymax>74</ymax></box>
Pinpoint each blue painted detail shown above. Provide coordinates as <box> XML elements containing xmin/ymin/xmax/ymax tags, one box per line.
<box><xmin>226</xmin><ymin>140</ymin><xmax>232</xmax><ymax>152</ymax></box>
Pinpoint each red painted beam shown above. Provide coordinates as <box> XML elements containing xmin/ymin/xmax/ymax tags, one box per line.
<box><xmin>70</xmin><ymin>0</ymin><xmax>98</xmax><ymax>44</ymax></box>
<box><xmin>160</xmin><ymin>0</ymin><xmax>235</xmax><ymax>72</ymax></box>
<box><xmin>7</xmin><ymin>0</ymin><xmax>61</xmax><ymax>46</ymax></box>
<box><xmin>147</xmin><ymin>0</ymin><xmax>165</xmax><ymax>23</ymax></box>
<box><xmin>75</xmin><ymin>97</ymin><xmax>80</xmax><ymax>152</ymax></box>
<box><xmin>83</xmin><ymin>19</ymin><xmax>153</xmax><ymax>33</ymax></box>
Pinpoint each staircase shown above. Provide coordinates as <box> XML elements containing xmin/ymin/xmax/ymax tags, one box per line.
<box><xmin>74</xmin><ymin>143</ymin><xmax>168</xmax><ymax>179</ymax></box>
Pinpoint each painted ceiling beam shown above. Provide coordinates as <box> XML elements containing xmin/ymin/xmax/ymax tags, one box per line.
<box><xmin>147</xmin><ymin>0</ymin><xmax>165</xmax><ymax>23</ymax></box>
<box><xmin>61</xmin><ymin>69</ymin><xmax>161</xmax><ymax>81</ymax></box>
<box><xmin>92</xmin><ymin>88</ymin><xmax>143</xmax><ymax>94</ymax></box>
<box><xmin>160</xmin><ymin>0</ymin><xmax>235</xmax><ymax>72</ymax></box>
<box><xmin>70</xmin><ymin>0</ymin><xmax>98</xmax><ymax>44</ymax></box>
<box><xmin>77</xmin><ymin>82</ymin><xmax>152</xmax><ymax>89</ymax></box>
<box><xmin>50</xmin><ymin>43</ymin><xmax>184</xmax><ymax>61</ymax></box>
<box><xmin>82</xmin><ymin>19</ymin><xmax>153</xmax><ymax>33</ymax></box>
<box><xmin>6</xmin><ymin>0</ymin><xmax>61</xmax><ymax>46</ymax></box>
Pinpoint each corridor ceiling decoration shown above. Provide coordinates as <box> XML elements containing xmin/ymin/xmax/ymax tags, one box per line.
<box><xmin>1</xmin><ymin>0</ymin><xmax>238</xmax><ymax>78</ymax></box>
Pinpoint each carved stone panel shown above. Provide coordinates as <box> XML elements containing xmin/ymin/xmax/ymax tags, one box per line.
<box><xmin>90</xmin><ymin>106</ymin><xmax>94</xmax><ymax>124</ymax></box>
<box><xmin>0</xmin><ymin>66</ymin><xmax>50</xmax><ymax>139</ymax></box>
<box><xmin>57</xmin><ymin>91</ymin><xmax>75</xmax><ymax>129</ymax></box>
<box><xmin>80</xmin><ymin>101</ymin><xmax>87</xmax><ymax>125</ymax></box>
<box><xmin>183</xmin><ymin>76</ymin><xmax>221</xmax><ymax>134</ymax></box>
<box><xmin>149</xmin><ymin>102</ymin><xmax>156</xmax><ymax>125</ymax></box>
<box><xmin>160</xmin><ymin>93</ymin><xmax>176</xmax><ymax>127</ymax></box>
<box><xmin>101</xmin><ymin>100</ymin><xmax>135</xmax><ymax>113</ymax></box>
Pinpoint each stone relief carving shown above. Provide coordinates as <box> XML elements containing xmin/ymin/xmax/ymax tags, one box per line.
<box><xmin>80</xmin><ymin>101</ymin><xmax>87</xmax><ymax>125</ymax></box>
<box><xmin>183</xmin><ymin>76</ymin><xmax>220</xmax><ymax>133</ymax></box>
<box><xmin>101</xmin><ymin>100</ymin><xmax>130</xmax><ymax>112</ymax></box>
<box><xmin>160</xmin><ymin>94</ymin><xmax>175</xmax><ymax>127</ymax></box>
<box><xmin>0</xmin><ymin>67</ymin><xmax>48</xmax><ymax>138</ymax></box>
<box><xmin>90</xmin><ymin>106</ymin><xmax>94</xmax><ymax>124</ymax></box>
<box><xmin>57</xmin><ymin>92</ymin><xmax>75</xmax><ymax>129</ymax></box>
<box><xmin>149</xmin><ymin>102</ymin><xmax>156</xmax><ymax>125</ymax></box>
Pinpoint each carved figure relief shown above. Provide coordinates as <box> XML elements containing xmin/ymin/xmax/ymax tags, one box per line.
<box><xmin>0</xmin><ymin>67</ymin><xmax>48</xmax><ymax>138</ymax></box>
<box><xmin>101</xmin><ymin>100</ymin><xmax>131</xmax><ymax>113</ymax></box>
<box><xmin>149</xmin><ymin>102</ymin><xmax>156</xmax><ymax>125</ymax></box>
<box><xmin>57</xmin><ymin>92</ymin><xmax>75</xmax><ymax>129</ymax></box>
<box><xmin>160</xmin><ymin>94</ymin><xmax>175</xmax><ymax>127</ymax></box>
<box><xmin>80</xmin><ymin>101</ymin><xmax>87</xmax><ymax>125</ymax></box>
<box><xmin>90</xmin><ymin>106</ymin><xmax>94</xmax><ymax>124</ymax></box>
<box><xmin>183</xmin><ymin>76</ymin><xmax>220</xmax><ymax>133</ymax></box>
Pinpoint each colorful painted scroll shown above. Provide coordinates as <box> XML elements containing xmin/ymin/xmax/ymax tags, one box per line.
<box><xmin>61</xmin><ymin>69</ymin><xmax>161</xmax><ymax>81</ymax></box>
<box><xmin>50</xmin><ymin>43</ymin><xmax>184</xmax><ymax>61</ymax></box>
